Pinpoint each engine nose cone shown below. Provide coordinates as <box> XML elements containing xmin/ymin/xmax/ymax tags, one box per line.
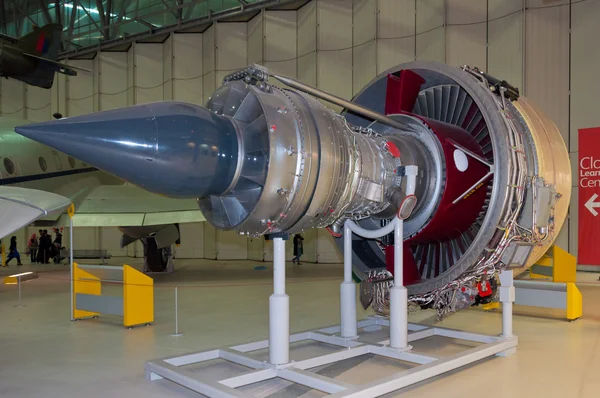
<box><xmin>15</xmin><ymin>101</ymin><xmax>240</xmax><ymax>198</ymax></box>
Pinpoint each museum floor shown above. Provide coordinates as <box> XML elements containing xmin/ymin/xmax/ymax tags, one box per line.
<box><xmin>1</xmin><ymin>258</ymin><xmax>599</xmax><ymax>398</ymax></box>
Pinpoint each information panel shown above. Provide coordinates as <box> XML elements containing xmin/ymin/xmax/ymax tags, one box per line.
<box><xmin>578</xmin><ymin>127</ymin><xmax>600</xmax><ymax>265</ymax></box>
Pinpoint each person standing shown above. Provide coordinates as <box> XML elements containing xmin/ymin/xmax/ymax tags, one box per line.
<box><xmin>5</xmin><ymin>236</ymin><xmax>22</xmax><ymax>266</ymax></box>
<box><xmin>292</xmin><ymin>233</ymin><xmax>304</xmax><ymax>265</ymax></box>
<box><xmin>38</xmin><ymin>230</ymin><xmax>51</xmax><ymax>264</ymax></box>
<box><xmin>27</xmin><ymin>233</ymin><xmax>38</xmax><ymax>263</ymax></box>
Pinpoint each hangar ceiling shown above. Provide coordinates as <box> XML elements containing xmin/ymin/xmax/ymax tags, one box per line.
<box><xmin>0</xmin><ymin>0</ymin><xmax>310</xmax><ymax>59</ymax></box>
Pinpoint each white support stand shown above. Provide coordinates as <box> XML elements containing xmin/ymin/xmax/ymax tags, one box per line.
<box><xmin>497</xmin><ymin>269</ymin><xmax>517</xmax><ymax>357</ymax></box>
<box><xmin>144</xmin><ymin>224</ymin><xmax>519</xmax><ymax>397</ymax></box>
<box><xmin>269</xmin><ymin>237</ymin><xmax>289</xmax><ymax>365</ymax></box>
<box><xmin>69</xmin><ymin>215</ymin><xmax>74</xmax><ymax>321</ymax></box>
<box><xmin>389</xmin><ymin>219</ymin><xmax>409</xmax><ymax>351</ymax></box>
<box><xmin>340</xmin><ymin>223</ymin><xmax>357</xmax><ymax>339</ymax></box>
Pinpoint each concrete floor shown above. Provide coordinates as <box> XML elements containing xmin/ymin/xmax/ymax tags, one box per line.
<box><xmin>1</xmin><ymin>258</ymin><xmax>600</xmax><ymax>397</ymax></box>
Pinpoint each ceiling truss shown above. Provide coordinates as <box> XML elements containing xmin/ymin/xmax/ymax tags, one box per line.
<box><xmin>0</xmin><ymin>0</ymin><xmax>309</xmax><ymax>59</ymax></box>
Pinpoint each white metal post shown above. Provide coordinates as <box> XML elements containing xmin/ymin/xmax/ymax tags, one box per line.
<box><xmin>171</xmin><ymin>286</ymin><xmax>183</xmax><ymax>337</ymax></box>
<box><xmin>14</xmin><ymin>275</ymin><xmax>23</xmax><ymax>307</ymax></box>
<box><xmin>70</xmin><ymin>216</ymin><xmax>74</xmax><ymax>321</ymax></box>
<box><xmin>269</xmin><ymin>237</ymin><xmax>289</xmax><ymax>365</ymax></box>
<box><xmin>389</xmin><ymin>219</ymin><xmax>409</xmax><ymax>350</ymax></box>
<box><xmin>340</xmin><ymin>222</ymin><xmax>357</xmax><ymax>338</ymax></box>
<box><xmin>499</xmin><ymin>270</ymin><xmax>515</xmax><ymax>338</ymax></box>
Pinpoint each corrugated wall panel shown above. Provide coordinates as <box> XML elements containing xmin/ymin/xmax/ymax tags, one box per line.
<box><xmin>571</xmin><ymin>0</ymin><xmax>600</xmax><ymax>153</ymax></box>
<box><xmin>377</xmin><ymin>0</ymin><xmax>415</xmax><ymax>73</ymax></box>
<box><xmin>2</xmin><ymin>79</ymin><xmax>25</xmax><ymax>118</ymax></box>
<box><xmin>67</xmin><ymin>60</ymin><xmax>95</xmax><ymax>117</ymax></box>
<box><xmin>525</xmin><ymin>2</ymin><xmax>569</xmax><ymax>145</ymax></box>
<box><xmin>525</xmin><ymin>0</ymin><xmax>571</xmax><ymax>253</ymax></box>
<box><xmin>99</xmin><ymin>52</ymin><xmax>128</xmax><ymax>111</ymax></box>
<box><xmin>127</xmin><ymin>46</ymin><xmax>135</xmax><ymax>106</ymax></box>
<box><xmin>317</xmin><ymin>0</ymin><xmax>353</xmax><ymax>105</ymax></box>
<box><xmin>416</xmin><ymin>0</ymin><xmax>445</xmax><ymax>62</ymax></box>
<box><xmin>177</xmin><ymin>222</ymin><xmax>205</xmax><ymax>259</ymax></box>
<box><xmin>172</xmin><ymin>34</ymin><xmax>204</xmax><ymax>105</ymax></box>
<box><xmin>247</xmin><ymin>236</ymin><xmax>264</xmax><ymax>261</ymax></box>
<box><xmin>51</xmin><ymin>72</ymin><xmax>67</xmax><ymax>118</ymax></box>
<box><xmin>248</xmin><ymin>14</ymin><xmax>264</xmax><ymax>65</ymax></box>
<box><xmin>264</xmin><ymin>11</ymin><xmax>297</xmax><ymax>78</ymax></box>
<box><xmin>204</xmin><ymin>222</ymin><xmax>217</xmax><ymax>259</ymax></box>
<box><xmin>163</xmin><ymin>35</ymin><xmax>174</xmax><ymax>101</ymax></box>
<box><xmin>301</xmin><ymin>228</ymin><xmax>318</xmax><ymax>263</ymax></box>
<box><xmin>298</xmin><ymin>2</ymin><xmax>317</xmax><ymax>86</ymax></box>
<box><xmin>134</xmin><ymin>44</ymin><xmax>164</xmax><ymax>104</ymax></box>
<box><xmin>100</xmin><ymin>227</ymin><xmax>127</xmax><ymax>257</ymax></box>
<box><xmin>316</xmin><ymin>228</ymin><xmax>343</xmax><ymax>263</ymax></box>
<box><xmin>570</xmin><ymin>0</ymin><xmax>600</xmax><ymax>258</ymax></box>
<box><xmin>217</xmin><ymin>230</ymin><xmax>248</xmax><ymax>260</ymax></box>
<box><xmin>203</xmin><ymin>25</ymin><xmax>216</xmax><ymax>103</ymax></box>
<box><xmin>216</xmin><ymin>23</ymin><xmax>247</xmax><ymax>84</ymax></box>
<box><xmin>25</xmin><ymin>86</ymin><xmax>51</xmax><ymax>122</ymax></box>
<box><xmin>353</xmin><ymin>0</ymin><xmax>377</xmax><ymax>95</ymax></box>
<box><xmin>488</xmin><ymin>0</ymin><xmax>523</xmax><ymax>89</ymax></box>
<box><xmin>446</xmin><ymin>0</ymin><xmax>486</xmax><ymax>68</ymax></box>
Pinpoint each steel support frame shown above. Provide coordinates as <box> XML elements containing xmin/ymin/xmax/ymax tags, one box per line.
<box><xmin>145</xmin><ymin>317</ymin><xmax>517</xmax><ymax>397</ymax></box>
<box><xmin>144</xmin><ymin>225</ymin><xmax>518</xmax><ymax>397</ymax></box>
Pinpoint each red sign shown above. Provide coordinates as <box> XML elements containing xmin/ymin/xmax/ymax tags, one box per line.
<box><xmin>578</xmin><ymin>127</ymin><xmax>600</xmax><ymax>265</ymax></box>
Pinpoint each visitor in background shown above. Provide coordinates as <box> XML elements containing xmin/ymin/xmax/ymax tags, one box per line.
<box><xmin>292</xmin><ymin>233</ymin><xmax>304</xmax><ymax>265</ymax></box>
<box><xmin>6</xmin><ymin>236</ymin><xmax>22</xmax><ymax>266</ymax></box>
<box><xmin>38</xmin><ymin>230</ymin><xmax>51</xmax><ymax>264</ymax></box>
<box><xmin>27</xmin><ymin>233</ymin><xmax>38</xmax><ymax>263</ymax></box>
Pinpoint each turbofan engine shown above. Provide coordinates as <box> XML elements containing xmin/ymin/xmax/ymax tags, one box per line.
<box><xmin>14</xmin><ymin>61</ymin><xmax>570</xmax><ymax>317</ymax></box>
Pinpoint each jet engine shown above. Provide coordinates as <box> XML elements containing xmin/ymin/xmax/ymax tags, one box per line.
<box><xmin>14</xmin><ymin>61</ymin><xmax>570</xmax><ymax>317</ymax></box>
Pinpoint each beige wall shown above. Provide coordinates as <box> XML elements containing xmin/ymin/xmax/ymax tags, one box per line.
<box><xmin>1</xmin><ymin>0</ymin><xmax>583</xmax><ymax>257</ymax></box>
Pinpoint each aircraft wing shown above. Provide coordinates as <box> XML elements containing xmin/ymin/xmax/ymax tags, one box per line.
<box><xmin>0</xmin><ymin>187</ymin><xmax>71</xmax><ymax>238</ymax></box>
<box><xmin>22</xmin><ymin>53</ymin><xmax>92</xmax><ymax>76</ymax></box>
<box><xmin>53</xmin><ymin>184</ymin><xmax>205</xmax><ymax>227</ymax></box>
<box><xmin>0</xmin><ymin>33</ymin><xmax>20</xmax><ymax>45</ymax></box>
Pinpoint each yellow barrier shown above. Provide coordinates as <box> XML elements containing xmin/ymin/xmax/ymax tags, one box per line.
<box><xmin>73</xmin><ymin>263</ymin><xmax>101</xmax><ymax>319</ymax></box>
<box><xmin>73</xmin><ymin>263</ymin><xmax>154</xmax><ymax>328</ymax></box>
<box><xmin>530</xmin><ymin>245</ymin><xmax>577</xmax><ymax>283</ymax></box>
<box><xmin>123</xmin><ymin>265</ymin><xmax>154</xmax><ymax>328</ymax></box>
<box><xmin>567</xmin><ymin>282</ymin><xmax>583</xmax><ymax>321</ymax></box>
<box><xmin>525</xmin><ymin>245</ymin><xmax>582</xmax><ymax>321</ymax></box>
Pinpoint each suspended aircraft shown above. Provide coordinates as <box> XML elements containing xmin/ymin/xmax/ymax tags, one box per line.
<box><xmin>0</xmin><ymin>23</ymin><xmax>88</xmax><ymax>89</ymax></box>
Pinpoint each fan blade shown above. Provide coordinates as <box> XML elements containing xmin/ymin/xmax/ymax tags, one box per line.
<box><xmin>441</xmin><ymin>86</ymin><xmax>451</xmax><ymax>122</ymax></box>
<box><xmin>234</xmin><ymin>91</ymin><xmax>263</xmax><ymax>123</ymax></box>
<box><xmin>448</xmin><ymin>86</ymin><xmax>460</xmax><ymax>123</ymax></box>
<box><xmin>222</xmin><ymin>84</ymin><xmax>249</xmax><ymax>117</ymax></box>
<box><xmin>240</xmin><ymin>155</ymin><xmax>268</xmax><ymax>187</ymax></box>
<box><xmin>242</xmin><ymin>115</ymin><xmax>268</xmax><ymax>153</ymax></box>
<box><xmin>234</xmin><ymin>187</ymin><xmax>262</xmax><ymax>213</ymax></box>
<box><xmin>384</xmin><ymin>70</ymin><xmax>425</xmax><ymax>115</ymax></box>
<box><xmin>207</xmin><ymin>85</ymin><xmax>231</xmax><ymax>115</ymax></box>
<box><xmin>220</xmin><ymin>196</ymin><xmax>248</xmax><ymax>227</ymax></box>
<box><xmin>210</xmin><ymin>196</ymin><xmax>229</xmax><ymax>228</ymax></box>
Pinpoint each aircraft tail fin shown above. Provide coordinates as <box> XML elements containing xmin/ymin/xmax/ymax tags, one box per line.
<box><xmin>16</xmin><ymin>24</ymin><xmax>64</xmax><ymax>89</ymax></box>
<box><xmin>18</xmin><ymin>23</ymin><xmax>62</xmax><ymax>60</ymax></box>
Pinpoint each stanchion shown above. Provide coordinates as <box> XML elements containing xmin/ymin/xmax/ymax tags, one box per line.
<box><xmin>14</xmin><ymin>275</ymin><xmax>23</xmax><ymax>308</ymax></box>
<box><xmin>68</xmin><ymin>203</ymin><xmax>75</xmax><ymax>321</ymax></box>
<box><xmin>170</xmin><ymin>286</ymin><xmax>183</xmax><ymax>337</ymax></box>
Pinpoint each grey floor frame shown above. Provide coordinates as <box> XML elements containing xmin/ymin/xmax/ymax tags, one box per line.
<box><xmin>144</xmin><ymin>316</ymin><xmax>518</xmax><ymax>397</ymax></box>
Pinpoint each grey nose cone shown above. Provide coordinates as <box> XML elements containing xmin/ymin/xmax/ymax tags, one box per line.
<box><xmin>15</xmin><ymin>101</ymin><xmax>240</xmax><ymax>198</ymax></box>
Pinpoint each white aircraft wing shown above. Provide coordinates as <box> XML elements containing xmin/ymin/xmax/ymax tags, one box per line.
<box><xmin>0</xmin><ymin>187</ymin><xmax>71</xmax><ymax>238</ymax></box>
<box><xmin>53</xmin><ymin>184</ymin><xmax>205</xmax><ymax>227</ymax></box>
